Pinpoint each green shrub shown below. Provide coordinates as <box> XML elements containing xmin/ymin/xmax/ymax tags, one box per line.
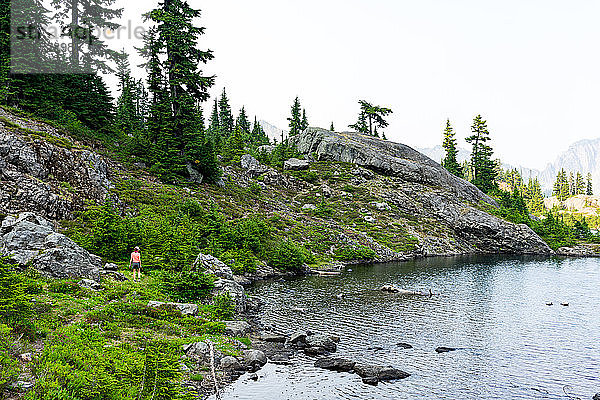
<box><xmin>0</xmin><ymin>324</ymin><xmax>19</xmax><ymax>393</ymax></box>
<box><xmin>28</xmin><ymin>325</ymin><xmax>193</xmax><ymax>400</ymax></box>
<box><xmin>334</xmin><ymin>245</ymin><xmax>376</xmax><ymax>261</ymax></box>
<box><xmin>266</xmin><ymin>240</ymin><xmax>307</xmax><ymax>272</ymax></box>
<box><xmin>211</xmin><ymin>293</ymin><xmax>235</xmax><ymax>321</ymax></box>
<box><xmin>160</xmin><ymin>270</ymin><xmax>214</xmax><ymax>302</ymax></box>
<box><xmin>0</xmin><ymin>258</ymin><xmax>33</xmax><ymax>334</ymax></box>
<box><xmin>48</xmin><ymin>280</ymin><xmax>83</xmax><ymax>296</ymax></box>
<box><xmin>220</xmin><ymin>249</ymin><xmax>257</xmax><ymax>274</ymax></box>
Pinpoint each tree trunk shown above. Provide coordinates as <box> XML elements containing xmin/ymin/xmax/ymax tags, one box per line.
<box><xmin>71</xmin><ymin>0</ymin><xmax>79</xmax><ymax>68</ymax></box>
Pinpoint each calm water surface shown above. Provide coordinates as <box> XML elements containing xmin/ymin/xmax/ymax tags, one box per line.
<box><xmin>219</xmin><ymin>256</ymin><xmax>600</xmax><ymax>399</ymax></box>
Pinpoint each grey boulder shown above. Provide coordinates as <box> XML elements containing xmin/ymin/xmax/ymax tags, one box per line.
<box><xmin>224</xmin><ymin>320</ymin><xmax>252</xmax><ymax>337</ymax></box>
<box><xmin>283</xmin><ymin>158</ymin><xmax>310</xmax><ymax>171</ymax></box>
<box><xmin>0</xmin><ymin>212</ymin><xmax>102</xmax><ymax>279</ymax></box>
<box><xmin>314</xmin><ymin>357</ymin><xmax>355</xmax><ymax>372</ymax></box>
<box><xmin>243</xmin><ymin>349</ymin><xmax>267</xmax><ymax>372</ymax></box>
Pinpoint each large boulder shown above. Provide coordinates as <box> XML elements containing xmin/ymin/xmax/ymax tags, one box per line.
<box><xmin>240</xmin><ymin>154</ymin><xmax>267</xmax><ymax>176</ymax></box>
<box><xmin>289</xmin><ymin>128</ymin><xmax>553</xmax><ymax>256</ymax></box>
<box><xmin>224</xmin><ymin>320</ymin><xmax>252</xmax><ymax>337</ymax></box>
<box><xmin>314</xmin><ymin>357</ymin><xmax>355</xmax><ymax>372</ymax></box>
<box><xmin>0</xmin><ymin>212</ymin><xmax>102</xmax><ymax>279</ymax></box>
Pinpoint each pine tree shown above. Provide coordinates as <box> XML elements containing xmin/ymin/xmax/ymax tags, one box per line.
<box><xmin>288</xmin><ymin>97</ymin><xmax>303</xmax><ymax>136</ymax></box>
<box><xmin>218</xmin><ymin>88</ymin><xmax>234</xmax><ymax>138</ymax></box>
<box><xmin>568</xmin><ymin>172</ymin><xmax>575</xmax><ymax>196</ymax></box>
<box><xmin>236</xmin><ymin>106</ymin><xmax>251</xmax><ymax>140</ymax></box>
<box><xmin>142</xmin><ymin>0</ymin><xmax>218</xmax><ymax>182</ymax></box>
<box><xmin>223</xmin><ymin>124</ymin><xmax>245</xmax><ymax>162</ymax></box>
<box><xmin>349</xmin><ymin>111</ymin><xmax>369</xmax><ymax>134</ymax></box>
<box><xmin>330</xmin><ymin>122</ymin><xmax>334</xmax><ymax>131</ymax></box>
<box><xmin>441</xmin><ymin>119</ymin><xmax>463</xmax><ymax>178</ymax></box>
<box><xmin>466</xmin><ymin>115</ymin><xmax>496</xmax><ymax>193</ymax></box>
<box><xmin>575</xmin><ymin>172</ymin><xmax>585</xmax><ymax>195</ymax></box>
<box><xmin>114</xmin><ymin>51</ymin><xmax>141</xmax><ymax>135</ymax></box>
<box><xmin>250</xmin><ymin>117</ymin><xmax>269</xmax><ymax>146</ymax></box>
<box><xmin>300</xmin><ymin>109</ymin><xmax>309</xmax><ymax>131</ymax></box>
<box><xmin>587</xmin><ymin>173</ymin><xmax>594</xmax><ymax>196</ymax></box>
<box><xmin>51</xmin><ymin>0</ymin><xmax>123</xmax><ymax>72</ymax></box>
<box><xmin>207</xmin><ymin>99</ymin><xmax>220</xmax><ymax>149</ymax></box>
<box><xmin>354</xmin><ymin>100</ymin><xmax>393</xmax><ymax>136</ymax></box>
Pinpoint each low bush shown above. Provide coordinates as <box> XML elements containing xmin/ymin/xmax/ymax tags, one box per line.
<box><xmin>210</xmin><ymin>293</ymin><xmax>235</xmax><ymax>321</ymax></box>
<box><xmin>0</xmin><ymin>258</ymin><xmax>34</xmax><ymax>335</ymax></box>
<box><xmin>334</xmin><ymin>245</ymin><xmax>376</xmax><ymax>261</ymax></box>
<box><xmin>266</xmin><ymin>240</ymin><xmax>307</xmax><ymax>272</ymax></box>
<box><xmin>159</xmin><ymin>270</ymin><xmax>214</xmax><ymax>302</ymax></box>
<box><xmin>0</xmin><ymin>324</ymin><xmax>19</xmax><ymax>393</ymax></box>
<box><xmin>48</xmin><ymin>280</ymin><xmax>83</xmax><ymax>296</ymax></box>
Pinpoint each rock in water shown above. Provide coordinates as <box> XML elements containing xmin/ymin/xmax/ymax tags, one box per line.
<box><xmin>396</xmin><ymin>342</ymin><xmax>413</xmax><ymax>349</ymax></box>
<box><xmin>314</xmin><ymin>357</ymin><xmax>355</xmax><ymax>372</ymax></box>
<box><xmin>593</xmin><ymin>393</ymin><xmax>600</xmax><ymax>400</ymax></box>
<box><xmin>243</xmin><ymin>350</ymin><xmax>267</xmax><ymax>372</ymax></box>
<box><xmin>435</xmin><ymin>347</ymin><xmax>457</xmax><ymax>353</ymax></box>
<box><xmin>224</xmin><ymin>321</ymin><xmax>252</xmax><ymax>337</ymax></box>
<box><xmin>0</xmin><ymin>212</ymin><xmax>102</xmax><ymax>279</ymax></box>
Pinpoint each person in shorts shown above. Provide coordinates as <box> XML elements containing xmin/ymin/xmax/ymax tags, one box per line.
<box><xmin>129</xmin><ymin>246</ymin><xmax>142</xmax><ymax>283</ymax></box>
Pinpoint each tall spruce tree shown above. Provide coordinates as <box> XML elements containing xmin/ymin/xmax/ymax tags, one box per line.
<box><xmin>300</xmin><ymin>109</ymin><xmax>309</xmax><ymax>131</ymax></box>
<box><xmin>142</xmin><ymin>0</ymin><xmax>218</xmax><ymax>182</ymax></box>
<box><xmin>466</xmin><ymin>115</ymin><xmax>496</xmax><ymax>193</ymax></box>
<box><xmin>250</xmin><ymin>117</ymin><xmax>269</xmax><ymax>146</ymax></box>
<box><xmin>576</xmin><ymin>172</ymin><xmax>585</xmax><ymax>195</ymax></box>
<box><xmin>330</xmin><ymin>122</ymin><xmax>334</xmax><ymax>131</ymax></box>
<box><xmin>236</xmin><ymin>106</ymin><xmax>251</xmax><ymax>140</ymax></box>
<box><xmin>568</xmin><ymin>172</ymin><xmax>575</xmax><ymax>196</ymax></box>
<box><xmin>218</xmin><ymin>88</ymin><xmax>234</xmax><ymax>139</ymax></box>
<box><xmin>587</xmin><ymin>173</ymin><xmax>594</xmax><ymax>195</ymax></box>
<box><xmin>207</xmin><ymin>99</ymin><xmax>220</xmax><ymax>149</ymax></box>
<box><xmin>288</xmin><ymin>97</ymin><xmax>303</xmax><ymax>136</ymax></box>
<box><xmin>441</xmin><ymin>119</ymin><xmax>463</xmax><ymax>178</ymax></box>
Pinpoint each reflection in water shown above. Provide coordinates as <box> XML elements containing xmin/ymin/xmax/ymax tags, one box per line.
<box><xmin>219</xmin><ymin>256</ymin><xmax>600</xmax><ymax>400</ymax></box>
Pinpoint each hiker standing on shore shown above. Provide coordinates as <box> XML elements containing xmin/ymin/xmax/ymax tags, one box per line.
<box><xmin>130</xmin><ymin>246</ymin><xmax>142</xmax><ymax>283</ymax></box>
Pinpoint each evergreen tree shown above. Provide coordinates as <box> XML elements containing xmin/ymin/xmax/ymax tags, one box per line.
<box><xmin>382</xmin><ymin>132</ymin><xmax>387</xmax><ymax>140</ymax></box>
<box><xmin>527</xmin><ymin>177</ymin><xmax>545</xmax><ymax>215</ymax></box>
<box><xmin>288</xmin><ymin>97</ymin><xmax>303</xmax><ymax>136</ymax></box>
<box><xmin>575</xmin><ymin>172</ymin><xmax>585</xmax><ymax>195</ymax></box>
<box><xmin>142</xmin><ymin>0</ymin><xmax>218</xmax><ymax>182</ymax></box>
<box><xmin>236</xmin><ymin>106</ymin><xmax>251</xmax><ymax>139</ymax></box>
<box><xmin>114</xmin><ymin>51</ymin><xmax>140</xmax><ymax>135</ymax></box>
<box><xmin>218</xmin><ymin>88</ymin><xmax>234</xmax><ymax>139</ymax></box>
<box><xmin>587</xmin><ymin>173</ymin><xmax>594</xmax><ymax>196</ymax></box>
<box><xmin>330</xmin><ymin>122</ymin><xmax>334</xmax><ymax>131</ymax></box>
<box><xmin>51</xmin><ymin>0</ymin><xmax>123</xmax><ymax>72</ymax></box>
<box><xmin>250</xmin><ymin>117</ymin><xmax>269</xmax><ymax>146</ymax></box>
<box><xmin>300</xmin><ymin>109</ymin><xmax>309</xmax><ymax>131</ymax></box>
<box><xmin>466</xmin><ymin>115</ymin><xmax>496</xmax><ymax>193</ymax></box>
<box><xmin>441</xmin><ymin>119</ymin><xmax>463</xmax><ymax>178</ymax></box>
<box><xmin>349</xmin><ymin>111</ymin><xmax>369</xmax><ymax>134</ymax></box>
<box><xmin>207</xmin><ymin>99</ymin><xmax>220</xmax><ymax>149</ymax></box>
<box><xmin>568</xmin><ymin>172</ymin><xmax>575</xmax><ymax>196</ymax></box>
<box><xmin>353</xmin><ymin>100</ymin><xmax>393</xmax><ymax>136</ymax></box>
<box><xmin>223</xmin><ymin>124</ymin><xmax>245</xmax><ymax>162</ymax></box>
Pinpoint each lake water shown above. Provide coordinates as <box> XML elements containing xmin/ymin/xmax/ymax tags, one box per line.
<box><xmin>219</xmin><ymin>256</ymin><xmax>600</xmax><ymax>399</ymax></box>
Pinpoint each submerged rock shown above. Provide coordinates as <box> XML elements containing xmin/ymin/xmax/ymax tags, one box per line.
<box><xmin>396</xmin><ymin>342</ymin><xmax>413</xmax><ymax>349</ymax></box>
<box><xmin>243</xmin><ymin>350</ymin><xmax>267</xmax><ymax>372</ymax></box>
<box><xmin>314</xmin><ymin>357</ymin><xmax>355</xmax><ymax>372</ymax></box>
<box><xmin>435</xmin><ymin>347</ymin><xmax>457</xmax><ymax>353</ymax></box>
<box><xmin>305</xmin><ymin>334</ymin><xmax>337</xmax><ymax>353</ymax></box>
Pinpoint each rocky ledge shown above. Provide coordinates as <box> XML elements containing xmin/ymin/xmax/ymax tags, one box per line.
<box><xmin>290</xmin><ymin>128</ymin><xmax>553</xmax><ymax>256</ymax></box>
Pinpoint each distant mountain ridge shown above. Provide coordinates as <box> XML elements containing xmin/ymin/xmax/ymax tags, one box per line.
<box><xmin>417</xmin><ymin>138</ymin><xmax>600</xmax><ymax>194</ymax></box>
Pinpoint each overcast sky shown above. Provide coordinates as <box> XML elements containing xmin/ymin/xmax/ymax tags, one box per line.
<box><xmin>113</xmin><ymin>0</ymin><xmax>600</xmax><ymax>170</ymax></box>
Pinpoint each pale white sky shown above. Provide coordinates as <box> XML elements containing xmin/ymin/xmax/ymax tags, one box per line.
<box><xmin>112</xmin><ymin>0</ymin><xmax>600</xmax><ymax>170</ymax></box>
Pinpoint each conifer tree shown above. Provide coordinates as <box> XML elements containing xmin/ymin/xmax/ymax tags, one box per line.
<box><xmin>354</xmin><ymin>100</ymin><xmax>393</xmax><ymax>136</ymax></box>
<box><xmin>330</xmin><ymin>122</ymin><xmax>334</xmax><ymax>131</ymax></box>
<box><xmin>142</xmin><ymin>0</ymin><xmax>218</xmax><ymax>182</ymax></box>
<box><xmin>218</xmin><ymin>88</ymin><xmax>234</xmax><ymax>138</ymax></box>
<box><xmin>301</xmin><ymin>109</ymin><xmax>309</xmax><ymax>131</ymax></box>
<box><xmin>114</xmin><ymin>51</ymin><xmax>140</xmax><ymax>135</ymax></box>
<box><xmin>207</xmin><ymin>99</ymin><xmax>220</xmax><ymax>149</ymax></box>
<box><xmin>587</xmin><ymin>173</ymin><xmax>594</xmax><ymax>196</ymax></box>
<box><xmin>250</xmin><ymin>117</ymin><xmax>269</xmax><ymax>146</ymax></box>
<box><xmin>441</xmin><ymin>119</ymin><xmax>463</xmax><ymax>178</ymax></box>
<box><xmin>288</xmin><ymin>97</ymin><xmax>303</xmax><ymax>136</ymax></box>
<box><xmin>51</xmin><ymin>0</ymin><xmax>123</xmax><ymax>72</ymax></box>
<box><xmin>223</xmin><ymin>124</ymin><xmax>245</xmax><ymax>162</ymax></box>
<box><xmin>349</xmin><ymin>111</ymin><xmax>369</xmax><ymax>134</ymax></box>
<box><xmin>466</xmin><ymin>115</ymin><xmax>496</xmax><ymax>193</ymax></box>
<box><xmin>568</xmin><ymin>172</ymin><xmax>575</xmax><ymax>196</ymax></box>
<box><xmin>236</xmin><ymin>106</ymin><xmax>251</xmax><ymax>139</ymax></box>
<box><xmin>576</xmin><ymin>172</ymin><xmax>585</xmax><ymax>195</ymax></box>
